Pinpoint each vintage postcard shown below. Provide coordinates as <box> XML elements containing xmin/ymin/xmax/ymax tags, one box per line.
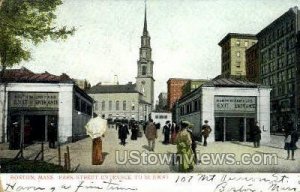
<box><xmin>1</xmin><ymin>0</ymin><xmax>300</xmax><ymax>191</ymax></box>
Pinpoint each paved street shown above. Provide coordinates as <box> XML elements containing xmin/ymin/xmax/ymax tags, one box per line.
<box><xmin>1</xmin><ymin>128</ymin><xmax>300</xmax><ymax>173</ymax></box>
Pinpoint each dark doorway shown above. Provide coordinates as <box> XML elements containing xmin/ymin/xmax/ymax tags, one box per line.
<box><xmin>215</xmin><ymin>117</ymin><xmax>224</xmax><ymax>141</ymax></box>
<box><xmin>8</xmin><ymin>115</ymin><xmax>21</xmax><ymax>149</ymax></box>
<box><xmin>25</xmin><ymin>115</ymin><xmax>45</xmax><ymax>142</ymax></box>
<box><xmin>225</xmin><ymin>117</ymin><xmax>244</xmax><ymax>141</ymax></box>
<box><xmin>246</xmin><ymin>118</ymin><xmax>255</xmax><ymax>142</ymax></box>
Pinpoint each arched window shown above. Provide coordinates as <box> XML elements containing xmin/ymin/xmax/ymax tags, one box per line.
<box><xmin>116</xmin><ymin>101</ymin><xmax>119</xmax><ymax>110</ymax></box>
<box><xmin>101</xmin><ymin>101</ymin><xmax>105</xmax><ymax>111</ymax></box>
<box><xmin>123</xmin><ymin>101</ymin><xmax>126</xmax><ymax>110</ymax></box>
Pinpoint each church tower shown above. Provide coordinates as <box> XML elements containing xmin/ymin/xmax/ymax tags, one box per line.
<box><xmin>136</xmin><ymin>2</ymin><xmax>155</xmax><ymax>108</ymax></box>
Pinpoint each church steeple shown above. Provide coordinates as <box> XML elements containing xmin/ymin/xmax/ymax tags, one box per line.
<box><xmin>136</xmin><ymin>0</ymin><xmax>155</xmax><ymax>109</ymax></box>
<box><xmin>143</xmin><ymin>2</ymin><xmax>148</xmax><ymax>36</ymax></box>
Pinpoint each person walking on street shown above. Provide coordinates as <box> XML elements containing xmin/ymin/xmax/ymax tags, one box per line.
<box><xmin>145</xmin><ymin>119</ymin><xmax>157</xmax><ymax>151</ymax></box>
<box><xmin>48</xmin><ymin>119</ymin><xmax>57</xmax><ymax>148</ymax></box>
<box><xmin>118</xmin><ymin>122</ymin><xmax>129</xmax><ymax>146</ymax></box>
<box><xmin>176</xmin><ymin>121</ymin><xmax>195</xmax><ymax>172</ymax></box>
<box><xmin>187</xmin><ymin>124</ymin><xmax>197</xmax><ymax>163</ymax></box>
<box><xmin>284</xmin><ymin>127</ymin><xmax>299</xmax><ymax>160</ymax></box>
<box><xmin>163</xmin><ymin>121</ymin><xmax>171</xmax><ymax>144</ymax></box>
<box><xmin>252</xmin><ymin>121</ymin><xmax>261</xmax><ymax>148</ymax></box>
<box><xmin>201</xmin><ymin>120</ymin><xmax>211</xmax><ymax>146</ymax></box>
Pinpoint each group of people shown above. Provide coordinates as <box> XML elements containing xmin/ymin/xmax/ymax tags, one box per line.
<box><xmin>162</xmin><ymin>121</ymin><xmax>179</xmax><ymax>145</ymax></box>
<box><xmin>118</xmin><ymin>121</ymin><xmax>142</xmax><ymax>146</ymax></box>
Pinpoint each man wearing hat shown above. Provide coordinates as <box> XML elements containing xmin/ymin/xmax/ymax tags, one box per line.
<box><xmin>176</xmin><ymin>121</ymin><xmax>195</xmax><ymax>172</ymax></box>
<box><xmin>201</xmin><ymin>120</ymin><xmax>211</xmax><ymax>147</ymax></box>
<box><xmin>162</xmin><ymin>121</ymin><xmax>171</xmax><ymax>144</ymax></box>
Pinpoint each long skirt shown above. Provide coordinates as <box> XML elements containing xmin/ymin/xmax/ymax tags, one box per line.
<box><xmin>171</xmin><ymin>132</ymin><xmax>177</xmax><ymax>144</ymax></box>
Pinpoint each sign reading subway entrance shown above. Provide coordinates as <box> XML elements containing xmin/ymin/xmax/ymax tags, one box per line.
<box><xmin>9</xmin><ymin>92</ymin><xmax>59</xmax><ymax>110</ymax></box>
<box><xmin>214</xmin><ymin>96</ymin><xmax>256</xmax><ymax>113</ymax></box>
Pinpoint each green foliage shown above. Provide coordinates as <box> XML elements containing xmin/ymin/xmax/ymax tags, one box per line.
<box><xmin>0</xmin><ymin>0</ymin><xmax>75</xmax><ymax>70</ymax></box>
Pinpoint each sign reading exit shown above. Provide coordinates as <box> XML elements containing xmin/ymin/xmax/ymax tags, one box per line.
<box><xmin>214</xmin><ymin>96</ymin><xmax>256</xmax><ymax>113</ymax></box>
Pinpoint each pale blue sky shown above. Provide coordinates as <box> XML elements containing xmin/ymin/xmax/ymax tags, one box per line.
<box><xmin>18</xmin><ymin>0</ymin><xmax>300</xmax><ymax>100</ymax></box>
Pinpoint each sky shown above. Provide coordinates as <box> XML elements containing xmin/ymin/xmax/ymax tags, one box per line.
<box><xmin>17</xmin><ymin>0</ymin><xmax>300</xmax><ymax>101</ymax></box>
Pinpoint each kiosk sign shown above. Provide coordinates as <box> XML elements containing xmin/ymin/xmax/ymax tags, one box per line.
<box><xmin>9</xmin><ymin>92</ymin><xmax>59</xmax><ymax>109</ymax></box>
<box><xmin>214</xmin><ymin>96</ymin><xmax>256</xmax><ymax>113</ymax></box>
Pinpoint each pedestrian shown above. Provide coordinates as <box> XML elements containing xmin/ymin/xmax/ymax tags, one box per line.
<box><xmin>284</xmin><ymin>127</ymin><xmax>299</xmax><ymax>160</ymax></box>
<box><xmin>118</xmin><ymin>121</ymin><xmax>129</xmax><ymax>146</ymax></box>
<box><xmin>162</xmin><ymin>121</ymin><xmax>171</xmax><ymax>144</ymax></box>
<box><xmin>48</xmin><ymin>118</ymin><xmax>57</xmax><ymax>148</ymax></box>
<box><xmin>9</xmin><ymin>121</ymin><xmax>20</xmax><ymax>150</ymax></box>
<box><xmin>176</xmin><ymin>121</ymin><xmax>195</xmax><ymax>172</ymax></box>
<box><xmin>187</xmin><ymin>124</ymin><xmax>197</xmax><ymax>164</ymax></box>
<box><xmin>145</xmin><ymin>119</ymin><xmax>157</xmax><ymax>151</ymax></box>
<box><xmin>131</xmin><ymin>122</ymin><xmax>138</xmax><ymax>140</ymax></box>
<box><xmin>252</xmin><ymin>121</ymin><xmax>261</xmax><ymax>148</ymax></box>
<box><xmin>170</xmin><ymin>122</ymin><xmax>177</xmax><ymax>144</ymax></box>
<box><xmin>201</xmin><ymin>120</ymin><xmax>212</xmax><ymax>146</ymax></box>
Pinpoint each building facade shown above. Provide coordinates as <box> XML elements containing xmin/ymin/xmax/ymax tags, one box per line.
<box><xmin>257</xmin><ymin>7</ymin><xmax>300</xmax><ymax>132</ymax></box>
<box><xmin>167</xmin><ymin>78</ymin><xmax>189</xmax><ymax>111</ymax></box>
<box><xmin>87</xmin><ymin>6</ymin><xmax>154</xmax><ymax>122</ymax></box>
<box><xmin>219</xmin><ymin>33</ymin><xmax>257</xmax><ymax>78</ymax></box>
<box><xmin>150</xmin><ymin>112</ymin><xmax>172</xmax><ymax>127</ymax></box>
<box><xmin>87</xmin><ymin>83</ymin><xmax>151</xmax><ymax>121</ymax></box>
<box><xmin>246</xmin><ymin>43</ymin><xmax>259</xmax><ymax>83</ymax></box>
<box><xmin>182</xmin><ymin>79</ymin><xmax>208</xmax><ymax>95</ymax></box>
<box><xmin>175</xmin><ymin>77</ymin><xmax>271</xmax><ymax>143</ymax></box>
<box><xmin>0</xmin><ymin>68</ymin><xmax>93</xmax><ymax>146</ymax></box>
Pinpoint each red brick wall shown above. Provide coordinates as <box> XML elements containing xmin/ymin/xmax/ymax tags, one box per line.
<box><xmin>167</xmin><ymin>79</ymin><xmax>189</xmax><ymax>110</ymax></box>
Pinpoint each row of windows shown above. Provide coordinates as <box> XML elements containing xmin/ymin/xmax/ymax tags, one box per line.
<box><xmin>75</xmin><ymin>95</ymin><xmax>92</xmax><ymax>116</ymax></box>
<box><xmin>262</xmin><ymin>68</ymin><xmax>295</xmax><ymax>85</ymax></box>
<box><xmin>271</xmin><ymin>99</ymin><xmax>294</xmax><ymax>111</ymax></box>
<box><xmin>261</xmin><ymin>38</ymin><xmax>296</xmax><ymax>63</ymax></box>
<box><xmin>261</xmin><ymin>19</ymin><xmax>295</xmax><ymax>48</ymax></box>
<box><xmin>154</xmin><ymin>115</ymin><xmax>168</xmax><ymax>119</ymax></box>
<box><xmin>270</xmin><ymin>83</ymin><xmax>295</xmax><ymax>98</ymax></box>
<box><xmin>95</xmin><ymin>100</ymin><xmax>136</xmax><ymax>111</ymax></box>
<box><xmin>261</xmin><ymin>53</ymin><xmax>295</xmax><ymax>75</ymax></box>
<box><xmin>179</xmin><ymin>99</ymin><xmax>200</xmax><ymax>116</ymax></box>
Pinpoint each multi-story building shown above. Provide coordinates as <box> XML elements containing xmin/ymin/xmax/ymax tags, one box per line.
<box><xmin>246</xmin><ymin>43</ymin><xmax>259</xmax><ymax>83</ymax></box>
<box><xmin>257</xmin><ymin>6</ymin><xmax>300</xmax><ymax>132</ymax></box>
<box><xmin>219</xmin><ymin>33</ymin><xmax>257</xmax><ymax>78</ymax></box>
<box><xmin>182</xmin><ymin>79</ymin><xmax>208</xmax><ymax>95</ymax></box>
<box><xmin>167</xmin><ymin>78</ymin><xmax>189</xmax><ymax>110</ymax></box>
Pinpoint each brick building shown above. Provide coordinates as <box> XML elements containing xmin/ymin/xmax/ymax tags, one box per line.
<box><xmin>246</xmin><ymin>43</ymin><xmax>259</xmax><ymax>83</ymax></box>
<box><xmin>167</xmin><ymin>78</ymin><xmax>189</xmax><ymax>110</ymax></box>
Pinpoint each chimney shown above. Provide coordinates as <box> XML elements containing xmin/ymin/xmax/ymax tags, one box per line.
<box><xmin>114</xmin><ymin>75</ymin><xmax>119</xmax><ymax>85</ymax></box>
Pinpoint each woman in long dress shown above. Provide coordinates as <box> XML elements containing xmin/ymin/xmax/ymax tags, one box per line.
<box><xmin>176</xmin><ymin>121</ymin><xmax>195</xmax><ymax>172</ymax></box>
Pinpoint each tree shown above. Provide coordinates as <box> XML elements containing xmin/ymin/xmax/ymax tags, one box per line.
<box><xmin>0</xmin><ymin>0</ymin><xmax>75</xmax><ymax>79</ymax></box>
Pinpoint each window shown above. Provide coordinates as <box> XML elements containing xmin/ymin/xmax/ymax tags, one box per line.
<box><xmin>236</xmin><ymin>51</ymin><xmax>240</xmax><ymax>57</ymax></box>
<box><xmin>116</xmin><ymin>101</ymin><xmax>119</xmax><ymax>110</ymax></box>
<box><xmin>142</xmin><ymin>66</ymin><xmax>147</xmax><ymax>75</ymax></box>
<box><xmin>101</xmin><ymin>100</ymin><xmax>105</xmax><ymax>111</ymax></box>
<box><xmin>245</xmin><ymin>41</ymin><xmax>249</xmax><ymax>47</ymax></box>
<box><xmin>123</xmin><ymin>101</ymin><xmax>126</xmax><ymax>111</ymax></box>
<box><xmin>131</xmin><ymin>102</ymin><xmax>135</xmax><ymax>110</ymax></box>
<box><xmin>236</xmin><ymin>40</ymin><xmax>240</xmax><ymax>46</ymax></box>
<box><xmin>109</xmin><ymin>101</ymin><xmax>112</xmax><ymax>110</ymax></box>
<box><xmin>236</xmin><ymin>61</ymin><xmax>241</xmax><ymax>67</ymax></box>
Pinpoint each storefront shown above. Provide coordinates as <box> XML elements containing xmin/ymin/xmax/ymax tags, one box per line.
<box><xmin>175</xmin><ymin>77</ymin><xmax>271</xmax><ymax>144</ymax></box>
<box><xmin>0</xmin><ymin>68</ymin><xmax>93</xmax><ymax>148</ymax></box>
